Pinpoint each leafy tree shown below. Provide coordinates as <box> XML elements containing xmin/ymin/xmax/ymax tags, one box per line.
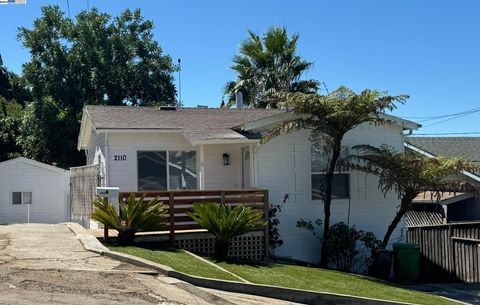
<box><xmin>187</xmin><ymin>203</ymin><xmax>267</xmax><ymax>259</ymax></box>
<box><xmin>17</xmin><ymin>96</ymin><xmax>82</xmax><ymax>168</ymax></box>
<box><xmin>223</xmin><ymin>27</ymin><xmax>319</xmax><ymax>108</ymax></box>
<box><xmin>351</xmin><ymin>145</ymin><xmax>477</xmax><ymax>248</ymax></box>
<box><xmin>0</xmin><ymin>98</ymin><xmax>24</xmax><ymax>161</ymax></box>
<box><xmin>263</xmin><ymin>86</ymin><xmax>407</xmax><ymax>267</ymax></box>
<box><xmin>19</xmin><ymin>5</ymin><xmax>177</xmax><ymax>112</ymax></box>
<box><xmin>91</xmin><ymin>194</ymin><xmax>167</xmax><ymax>245</ymax></box>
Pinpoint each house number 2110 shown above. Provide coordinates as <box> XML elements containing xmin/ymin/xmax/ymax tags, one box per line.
<box><xmin>113</xmin><ymin>155</ymin><xmax>127</xmax><ymax>161</ymax></box>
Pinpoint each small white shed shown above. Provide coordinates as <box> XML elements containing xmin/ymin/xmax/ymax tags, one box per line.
<box><xmin>0</xmin><ymin>157</ymin><xmax>70</xmax><ymax>224</ymax></box>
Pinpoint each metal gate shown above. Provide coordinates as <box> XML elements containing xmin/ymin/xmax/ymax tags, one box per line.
<box><xmin>70</xmin><ymin>165</ymin><xmax>99</xmax><ymax>228</ymax></box>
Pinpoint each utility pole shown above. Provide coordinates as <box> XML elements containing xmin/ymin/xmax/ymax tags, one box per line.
<box><xmin>177</xmin><ymin>58</ymin><xmax>182</xmax><ymax>106</ymax></box>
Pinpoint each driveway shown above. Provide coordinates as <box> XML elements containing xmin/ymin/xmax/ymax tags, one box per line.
<box><xmin>0</xmin><ymin>223</ymin><xmax>299</xmax><ymax>305</ymax></box>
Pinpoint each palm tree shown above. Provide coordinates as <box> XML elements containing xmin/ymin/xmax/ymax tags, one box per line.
<box><xmin>91</xmin><ymin>194</ymin><xmax>167</xmax><ymax>245</ymax></box>
<box><xmin>187</xmin><ymin>203</ymin><xmax>266</xmax><ymax>259</ymax></box>
<box><xmin>262</xmin><ymin>87</ymin><xmax>407</xmax><ymax>267</ymax></box>
<box><xmin>223</xmin><ymin>27</ymin><xmax>319</xmax><ymax>109</ymax></box>
<box><xmin>351</xmin><ymin>145</ymin><xmax>477</xmax><ymax>248</ymax></box>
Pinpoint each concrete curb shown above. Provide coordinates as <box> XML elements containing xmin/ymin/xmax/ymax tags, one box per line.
<box><xmin>65</xmin><ymin>222</ymin><xmax>109</xmax><ymax>254</ymax></box>
<box><xmin>103</xmin><ymin>249</ymin><xmax>420</xmax><ymax>305</ymax></box>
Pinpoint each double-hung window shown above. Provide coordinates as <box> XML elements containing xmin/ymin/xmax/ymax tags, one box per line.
<box><xmin>12</xmin><ymin>192</ymin><xmax>32</xmax><ymax>205</ymax></box>
<box><xmin>311</xmin><ymin>147</ymin><xmax>350</xmax><ymax>200</ymax></box>
<box><xmin>138</xmin><ymin>150</ymin><xmax>197</xmax><ymax>191</ymax></box>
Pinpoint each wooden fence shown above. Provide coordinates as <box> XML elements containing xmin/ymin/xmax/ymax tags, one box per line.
<box><xmin>118</xmin><ymin>189</ymin><xmax>270</xmax><ymax>259</ymax></box>
<box><xmin>406</xmin><ymin>221</ymin><xmax>480</xmax><ymax>283</ymax></box>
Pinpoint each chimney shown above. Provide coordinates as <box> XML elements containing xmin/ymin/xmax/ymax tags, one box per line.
<box><xmin>235</xmin><ymin>90</ymin><xmax>244</xmax><ymax>109</ymax></box>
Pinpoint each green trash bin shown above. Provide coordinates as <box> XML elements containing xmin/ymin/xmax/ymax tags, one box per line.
<box><xmin>393</xmin><ymin>243</ymin><xmax>420</xmax><ymax>283</ymax></box>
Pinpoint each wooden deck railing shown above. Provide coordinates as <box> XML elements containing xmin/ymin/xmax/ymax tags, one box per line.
<box><xmin>118</xmin><ymin>189</ymin><xmax>269</xmax><ymax>250</ymax></box>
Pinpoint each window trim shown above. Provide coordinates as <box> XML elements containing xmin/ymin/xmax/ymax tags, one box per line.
<box><xmin>137</xmin><ymin>149</ymin><xmax>199</xmax><ymax>191</ymax></box>
<box><xmin>11</xmin><ymin>191</ymin><xmax>33</xmax><ymax>205</ymax></box>
<box><xmin>310</xmin><ymin>147</ymin><xmax>351</xmax><ymax>201</ymax></box>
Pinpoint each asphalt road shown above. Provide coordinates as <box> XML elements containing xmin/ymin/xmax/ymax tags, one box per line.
<box><xmin>0</xmin><ymin>223</ymin><xmax>299</xmax><ymax>305</ymax></box>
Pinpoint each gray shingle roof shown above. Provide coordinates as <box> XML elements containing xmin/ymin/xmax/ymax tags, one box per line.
<box><xmin>406</xmin><ymin>137</ymin><xmax>480</xmax><ymax>162</ymax></box>
<box><xmin>85</xmin><ymin>105</ymin><xmax>285</xmax><ymax>130</ymax></box>
<box><xmin>83</xmin><ymin>105</ymin><xmax>285</xmax><ymax>144</ymax></box>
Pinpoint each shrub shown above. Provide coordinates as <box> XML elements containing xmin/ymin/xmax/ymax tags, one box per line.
<box><xmin>297</xmin><ymin>220</ymin><xmax>381</xmax><ymax>273</ymax></box>
<box><xmin>91</xmin><ymin>194</ymin><xmax>166</xmax><ymax>245</ymax></box>
<box><xmin>269</xmin><ymin>204</ymin><xmax>283</xmax><ymax>251</ymax></box>
<box><xmin>187</xmin><ymin>203</ymin><xmax>267</xmax><ymax>259</ymax></box>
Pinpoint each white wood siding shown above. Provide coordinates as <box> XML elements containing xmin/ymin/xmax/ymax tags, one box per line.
<box><xmin>106</xmin><ymin>133</ymin><xmax>196</xmax><ymax>192</ymax></box>
<box><xmin>203</xmin><ymin>144</ymin><xmax>243</xmax><ymax>189</ymax></box>
<box><xmin>256</xmin><ymin>122</ymin><xmax>406</xmax><ymax>263</ymax></box>
<box><xmin>0</xmin><ymin>162</ymin><xmax>70</xmax><ymax>224</ymax></box>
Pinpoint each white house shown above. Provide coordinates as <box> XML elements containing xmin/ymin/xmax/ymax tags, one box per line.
<box><xmin>77</xmin><ymin>105</ymin><xmax>420</xmax><ymax>263</ymax></box>
<box><xmin>0</xmin><ymin>157</ymin><xmax>70</xmax><ymax>224</ymax></box>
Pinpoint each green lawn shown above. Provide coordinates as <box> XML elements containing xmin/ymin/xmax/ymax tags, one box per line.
<box><xmin>108</xmin><ymin>246</ymin><xmax>238</xmax><ymax>281</ymax></box>
<box><xmin>215</xmin><ymin>261</ymin><xmax>459</xmax><ymax>305</ymax></box>
<box><xmin>109</xmin><ymin>246</ymin><xmax>460</xmax><ymax>305</ymax></box>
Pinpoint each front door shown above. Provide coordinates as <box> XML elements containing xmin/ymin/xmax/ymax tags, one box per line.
<box><xmin>242</xmin><ymin>147</ymin><xmax>251</xmax><ymax>188</ymax></box>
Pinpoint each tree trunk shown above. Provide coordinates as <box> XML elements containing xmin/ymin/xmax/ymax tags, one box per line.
<box><xmin>214</xmin><ymin>240</ymin><xmax>230</xmax><ymax>260</ymax></box>
<box><xmin>381</xmin><ymin>198</ymin><xmax>411</xmax><ymax>249</ymax></box>
<box><xmin>319</xmin><ymin>142</ymin><xmax>342</xmax><ymax>268</ymax></box>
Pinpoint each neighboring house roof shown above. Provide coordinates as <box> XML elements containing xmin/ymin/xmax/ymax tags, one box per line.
<box><xmin>406</xmin><ymin>137</ymin><xmax>480</xmax><ymax>163</ymax></box>
<box><xmin>0</xmin><ymin>157</ymin><xmax>68</xmax><ymax>174</ymax></box>
<box><xmin>405</xmin><ymin>137</ymin><xmax>480</xmax><ymax>183</ymax></box>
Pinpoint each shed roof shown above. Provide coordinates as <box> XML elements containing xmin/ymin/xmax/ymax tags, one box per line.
<box><xmin>0</xmin><ymin>157</ymin><xmax>68</xmax><ymax>174</ymax></box>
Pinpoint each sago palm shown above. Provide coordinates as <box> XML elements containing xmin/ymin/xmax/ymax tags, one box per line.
<box><xmin>223</xmin><ymin>27</ymin><xmax>319</xmax><ymax>109</ymax></box>
<box><xmin>91</xmin><ymin>193</ymin><xmax>167</xmax><ymax>245</ymax></box>
<box><xmin>351</xmin><ymin>145</ymin><xmax>477</xmax><ymax>248</ymax></box>
<box><xmin>187</xmin><ymin>203</ymin><xmax>267</xmax><ymax>259</ymax></box>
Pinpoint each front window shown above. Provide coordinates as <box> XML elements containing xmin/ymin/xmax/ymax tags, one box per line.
<box><xmin>311</xmin><ymin>147</ymin><xmax>350</xmax><ymax>200</ymax></box>
<box><xmin>138</xmin><ymin>150</ymin><xmax>197</xmax><ymax>191</ymax></box>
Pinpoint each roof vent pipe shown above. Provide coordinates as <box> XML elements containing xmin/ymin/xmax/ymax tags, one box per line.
<box><xmin>235</xmin><ymin>90</ymin><xmax>244</xmax><ymax>109</ymax></box>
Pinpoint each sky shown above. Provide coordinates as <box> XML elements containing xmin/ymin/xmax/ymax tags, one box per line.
<box><xmin>1</xmin><ymin>0</ymin><xmax>479</xmax><ymax>135</ymax></box>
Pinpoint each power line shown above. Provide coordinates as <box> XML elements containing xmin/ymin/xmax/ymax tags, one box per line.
<box><xmin>400</xmin><ymin>106</ymin><xmax>480</xmax><ymax>121</ymax></box>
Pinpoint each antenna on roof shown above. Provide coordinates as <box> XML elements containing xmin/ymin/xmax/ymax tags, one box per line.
<box><xmin>177</xmin><ymin>58</ymin><xmax>182</xmax><ymax>107</ymax></box>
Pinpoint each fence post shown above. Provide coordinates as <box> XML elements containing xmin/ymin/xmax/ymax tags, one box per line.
<box><xmin>103</xmin><ymin>197</ymin><xmax>109</xmax><ymax>242</ymax></box>
<box><xmin>263</xmin><ymin>189</ymin><xmax>270</xmax><ymax>260</ymax></box>
<box><xmin>169</xmin><ymin>192</ymin><xmax>175</xmax><ymax>245</ymax></box>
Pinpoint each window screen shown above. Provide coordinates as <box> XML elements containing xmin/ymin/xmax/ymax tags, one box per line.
<box><xmin>12</xmin><ymin>192</ymin><xmax>22</xmax><ymax>205</ymax></box>
<box><xmin>311</xmin><ymin>173</ymin><xmax>350</xmax><ymax>200</ymax></box>
<box><xmin>138</xmin><ymin>151</ymin><xmax>167</xmax><ymax>191</ymax></box>
<box><xmin>169</xmin><ymin>151</ymin><xmax>197</xmax><ymax>190</ymax></box>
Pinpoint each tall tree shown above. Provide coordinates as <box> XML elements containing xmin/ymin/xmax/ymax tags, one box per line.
<box><xmin>16</xmin><ymin>5</ymin><xmax>177</xmax><ymax>167</ymax></box>
<box><xmin>262</xmin><ymin>87</ymin><xmax>407</xmax><ymax>267</ymax></box>
<box><xmin>0</xmin><ymin>97</ymin><xmax>24</xmax><ymax>161</ymax></box>
<box><xmin>17</xmin><ymin>96</ymin><xmax>82</xmax><ymax>168</ymax></box>
<box><xmin>351</xmin><ymin>145</ymin><xmax>476</xmax><ymax>248</ymax></box>
<box><xmin>19</xmin><ymin>5</ymin><xmax>177</xmax><ymax>113</ymax></box>
<box><xmin>223</xmin><ymin>27</ymin><xmax>319</xmax><ymax>108</ymax></box>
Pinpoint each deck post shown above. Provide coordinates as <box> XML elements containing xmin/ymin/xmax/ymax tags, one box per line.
<box><xmin>169</xmin><ymin>192</ymin><xmax>175</xmax><ymax>244</ymax></box>
<box><xmin>220</xmin><ymin>190</ymin><xmax>225</xmax><ymax>205</ymax></box>
<box><xmin>263</xmin><ymin>189</ymin><xmax>270</xmax><ymax>260</ymax></box>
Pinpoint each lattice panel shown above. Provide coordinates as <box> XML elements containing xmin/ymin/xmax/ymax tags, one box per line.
<box><xmin>176</xmin><ymin>231</ymin><xmax>265</xmax><ymax>261</ymax></box>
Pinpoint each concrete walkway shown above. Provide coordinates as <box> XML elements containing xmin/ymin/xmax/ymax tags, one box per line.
<box><xmin>0</xmin><ymin>223</ymin><xmax>300</xmax><ymax>305</ymax></box>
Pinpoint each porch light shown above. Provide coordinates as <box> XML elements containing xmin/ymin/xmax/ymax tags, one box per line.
<box><xmin>223</xmin><ymin>153</ymin><xmax>230</xmax><ymax>166</ymax></box>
